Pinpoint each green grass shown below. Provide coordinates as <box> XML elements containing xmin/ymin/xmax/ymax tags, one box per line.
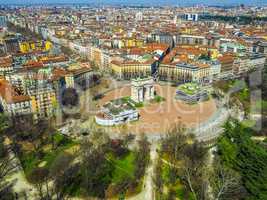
<box><xmin>255</xmin><ymin>100</ymin><xmax>267</xmax><ymax>111</ymax></box>
<box><xmin>42</xmin><ymin>140</ymin><xmax>76</xmax><ymax>168</ymax></box>
<box><xmin>108</xmin><ymin>152</ymin><xmax>136</xmax><ymax>184</ymax></box>
<box><xmin>20</xmin><ymin>135</ymin><xmax>76</xmax><ymax>181</ymax></box>
<box><xmin>241</xmin><ymin>119</ymin><xmax>257</xmax><ymax>128</ymax></box>
<box><xmin>178</xmin><ymin>83</ymin><xmax>200</xmax><ymax>95</ymax></box>
<box><xmin>151</xmin><ymin>95</ymin><xmax>165</xmax><ymax>103</ymax></box>
<box><xmin>21</xmin><ymin>152</ymin><xmax>40</xmax><ymax>177</ymax></box>
<box><xmin>121</xmin><ymin>96</ymin><xmax>131</xmax><ymax>102</ymax></box>
<box><xmin>174</xmin><ymin>182</ymin><xmax>185</xmax><ymax>199</ymax></box>
<box><xmin>134</xmin><ymin>102</ymin><xmax>144</xmax><ymax>108</ymax></box>
<box><xmin>161</xmin><ymin>162</ymin><xmax>171</xmax><ymax>183</ymax></box>
<box><xmin>263</xmin><ymin>100</ymin><xmax>267</xmax><ymax>110</ymax></box>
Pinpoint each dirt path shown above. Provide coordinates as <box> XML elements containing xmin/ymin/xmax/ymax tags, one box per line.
<box><xmin>127</xmin><ymin>142</ymin><xmax>157</xmax><ymax>200</ymax></box>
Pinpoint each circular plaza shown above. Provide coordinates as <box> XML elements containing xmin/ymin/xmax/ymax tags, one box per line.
<box><xmin>96</xmin><ymin>83</ymin><xmax>217</xmax><ymax>135</ymax></box>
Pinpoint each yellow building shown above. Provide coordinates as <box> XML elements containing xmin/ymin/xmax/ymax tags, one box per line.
<box><xmin>159</xmin><ymin>63</ymin><xmax>211</xmax><ymax>83</ymax></box>
<box><xmin>19</xmin><ymin>42</ymin><xmax>31</xmax><ymax>53</ymax></box>
<box><xmin>45</xmin><ymin>41</ymin><xmax>53</xmax><ymax>51</ymax></box>
<box><xmin>111</xmin><ymin>60</ymin><xmax>153</xmax><ymax>79</ymax></box>
<box><xmin>121</xmin><ymin>38</ymin><xmax>144</xmax><ymax>48</ymax></box>
<box><xmin>198</xmin><ymin>46</ymin><xmax>220</xmax><ymax>59</ymax></box>
<box><xmin>90</xmin><ymin>47</ymin><xmax>102</xmax><ymax>67</ymax></box>
<box><xmin>19</xmin><ymin>40</ymin><xmax>53</xmax><ymax>53</ymax></box>
<box><xmin>28</xmin><ymin>87</ymin><xmax>58</xmax><ymax>119</ymax></box>
<box><xmin>55</xmin><ymin>30</ymin><xmax>66</xmax><ymax>37</ymax></box>
<box><xmin>30</xmin><ymin>42</ymin><xmax>35</xmax><ymax>50</ymax></box>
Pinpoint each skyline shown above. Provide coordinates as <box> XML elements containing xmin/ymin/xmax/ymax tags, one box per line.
<box><xmin>0</xmin><ymin>0</ymin><xmax>267</xmax><ymax>6</ymax></box>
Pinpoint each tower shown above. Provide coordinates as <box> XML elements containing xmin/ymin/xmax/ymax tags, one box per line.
<box><xmin>136</xmin><ymin>12</ymin><xmax>143</xmax><ymax>21</ymax></box>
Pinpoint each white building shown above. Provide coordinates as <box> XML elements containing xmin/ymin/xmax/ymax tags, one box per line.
<box><xmin>135</xmin><ymin>12</ymin><xmax>143</xmax><ymax>21</ymax></box>
<box><xmin>184</xmin><ymin>13</ymin><xmax>199</xmax><ymax>21</ymax></box>
<box><xmin>95</xmin><ymin>99</ymin><xmax>138</xmax><ymax>126</ymax></box>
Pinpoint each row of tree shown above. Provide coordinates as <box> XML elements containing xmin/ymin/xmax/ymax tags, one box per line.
<box><xmin>217</xmin><ymin>119</ymin><xmax>267</xmax><ymax>200</ymax></box>
<box><xmin>0</xmin><ymin>114</ymin><xmax>17</xmax><ymax>199</ymax></box>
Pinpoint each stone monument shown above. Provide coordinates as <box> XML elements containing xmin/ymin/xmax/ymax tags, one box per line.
<box><xmin>131</xmin><ymin>77</ymin><xmax>154</xmax><ymax>102</ymax></box>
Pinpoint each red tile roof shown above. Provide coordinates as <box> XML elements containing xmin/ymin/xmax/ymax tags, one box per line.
<box><xmin>0</xmin><ymin>79</ymin><xmax>31</xmax><ymax>104</ymax></box>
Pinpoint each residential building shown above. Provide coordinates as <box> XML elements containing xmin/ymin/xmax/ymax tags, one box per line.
<box><xmin>65</xmin><ymin>67</ymin><xmax>94</xmax><ymax>89</ymax></box>
<box><xmin>27</xmin><ymin>85</ymin><xmax>57</xmax><ymax>119</ymax></box>
<box><xmin>0</xmin><ymin>56</ymin><xmax>13</xmax><ymax>75</ymax></box>
<box><xmin>0</xmin><ymin>79</ymin><xmax>32</xmax><ymax>117</ymax></box>
<box><xmin>184</xmin><ymin>13</ymin><xmax>199</xmax><ymax>21</ymax></box>
<box><xmin>111</xmin><ymin>60</ymin><xmax>153</xmax><ymax>79</ymax></box>
<box><xmin>0</xmin><ymin>16</ymin><xmax>7</xmax><ymax>28</ymax></box>
<box><xmin>159</xmin><ymin>62</ymin><xmax>211</xmax><ymax>83</ymax></box>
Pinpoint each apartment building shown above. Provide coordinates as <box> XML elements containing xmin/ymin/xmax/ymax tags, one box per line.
<box><xmin>0</xmin><ymin>56</ymin><xmax>14</xmax><ymax>75</ymax></box>
<box><xmin>159</xmin><ymin>62</ymin><xmax>212</xmax><ymax>83</ymax></box>
<box><xmin>0</xmin><ymin>79</ymin><xmax>32</xmax><ymax>117</ymax></box>
<box><xmin>175</xmin><ymin>34</ymin><xmax>221</xmax><ymax>48</ymax></box>
<box><xmin>253</xmin><ymin>41</ymin><xmax>267</xmax><ymax>56</ymax></box>
<box><xmin>220</xmin><ymin>42</ymin><xmax>247</xmax><ymax>55</ymax></box>
<box><xmin>19</xmin><ymin>40</ymin><xmax>53</xmax><ymax>53</ymax></box>
<box><xmin>232</xmin><ymin>54</ymin><xmax>266</xmax><ymax>76</ymax></box>
<box><xmin>27</xmin><ymin>85</ymin><xmax>57</xmax><ymax>119</ymax></box>
<box><xmin>218</xmin><ymin>54</ymin><xmax>235</xmax><ymax>78</ymax></box>
<box><xmin>111</xmin><ymin>60</ymin><xmax>153</xmax><ymax>79</ymax></box>
<box><xmin>65</xmin><ymin>67</ymin><xmax>94</xmax><ymax>89</ymax></box>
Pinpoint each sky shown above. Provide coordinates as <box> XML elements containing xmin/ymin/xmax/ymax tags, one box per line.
<box><xmin>0</xmin><ymin>0</ymin><xmax>266</xmax><ymax>6</ymax></box>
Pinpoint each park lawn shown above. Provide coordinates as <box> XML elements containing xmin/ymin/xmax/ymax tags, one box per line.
<box><xmin>41</xmin><ymin>140</ymin><xmax>77</xmax><ymax>168</ymax></box>
<box><xmin>106</xmin><ymin>151</ymin><xmax>145</xmax><ymax>199</ymax></box>
<box><xmin>109</xmin><ymin>151</ymin><xmax>136</xmax><ymax>185</ymax></box>
<box><xmin>20</xmin><ymin>136</ymin><xmax>77</xmax><ymax>181</ymax></box>
<box><xmin>161</xmin><ymin>152</ymin><xmax>171</xmax><ymax>162</ymax></box>
<box><xmin>134</xmin><ymin>102</ymin><xmax>144</xmax><ymax>108</ymax></box>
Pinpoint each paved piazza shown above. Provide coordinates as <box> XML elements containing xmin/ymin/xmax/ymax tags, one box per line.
<box><xmin>97</xmin><ymin>84</ymin><xmax>217</xmax><ymax>135</ymax></box>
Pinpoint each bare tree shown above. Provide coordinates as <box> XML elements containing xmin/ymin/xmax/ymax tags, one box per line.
<box><xmin>49</xmin><ymin>152</ymin><xmax>75</xmax><ymax>200</ymax></box>
<box><xmin>161</xmin><ymin>124</ymin><xmax>193</xmax><ymax>163</ymax></box>
<box><xmin>0</xmin><ymin>114</ymin><xmax>17</xmax><ymax>197</ymax></box>
<box><xmin>210</xmin><ymin>162</ymin><xmax>243</xmax><ymax>200</ymax></box>
<box><xmin>178</xmin><ymin>142</ymin><xmax>208</xmax><ymax>200</ymax></box>
<box><xmin>28</xmin><ymin>168</ymin><xmax>50</xmax><ymax>200</ymax></box>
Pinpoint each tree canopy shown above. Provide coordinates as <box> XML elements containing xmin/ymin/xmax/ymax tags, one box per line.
<box><xmin>217</xmin><ymin>120</ymin><xmax>267</xmax><ymax>200</ymax></box>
